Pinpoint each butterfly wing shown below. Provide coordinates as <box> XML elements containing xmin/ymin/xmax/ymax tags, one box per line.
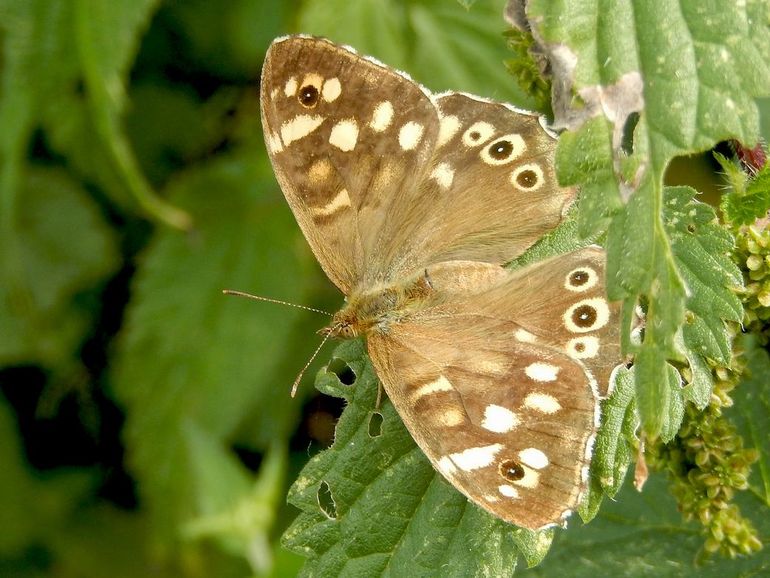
<box><xmin>261</xmin><ymin>36</ymin><xmax>575</xmax><ymax>292</ymax></box>
<box><xmin>366</xmin><ymin>248</ymin><xmax>621</xmax><ymax>528</ymax></box>
<box><xmin>260</xmin><ymin>36</ymin><xmax>439</xmax><ymax>292</ymax></box>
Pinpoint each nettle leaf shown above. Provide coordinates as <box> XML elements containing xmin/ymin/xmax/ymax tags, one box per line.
<box><xmin>283</xmin><ymin>340</ymin><xmax>552</xmax><ymax>577</ymax></box>
<box><xmin>527</xmin><ymin>0</ymin><xmax>770</xmax><ymax>437</ymax></box>
<box><xmin>719</xmin><ymin>158</ymin><xmax>770</xmax><ymax>226</ymax></box>
<box><xmin>0</xmin><ymin>168</ymin><xmax>120</xmax><ymax>367</ymax></box>
<box><xmin>112</xmin><ymin>152</ymin><xmax>318</xmax><ymax>545</ymax></box>
<box><xmin>579</xmin><ymin>366</ymin><xmax>638</xmax><ymax>523</ymax></box>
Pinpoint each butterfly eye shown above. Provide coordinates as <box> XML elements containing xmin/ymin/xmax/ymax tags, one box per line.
<box><xmin>298</xmin><ymin>84</ymin><xmax>320</xmax><ymax>107</ymax></box>
<box><xmin>499</xmin><ymin>458</ymin><xmax>525</xmax><ymax>482</ymax></box>
<box><xmin>480</xmin><ymin>134</ymin><xmax>526</xmax><ymax>165</ymax></box>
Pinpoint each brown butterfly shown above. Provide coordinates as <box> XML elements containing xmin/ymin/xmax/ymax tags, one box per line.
<box><xmin>258</xmin><ymin>35</ymin><xmax>621</xmax><ymax>530</ymax></box>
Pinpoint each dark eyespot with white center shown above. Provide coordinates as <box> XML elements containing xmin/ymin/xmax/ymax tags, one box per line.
<box><xmin>499</xmin><ymin>458</ymin><xmax>525</xmax><ymax>482</ymax></box>
<box><xmin>298</xmin><ymin>84</ymin><xmax>320</xmax><ymax>108</ymax></box>
<box><xmin>480</xmin><ymin>134</ymin><xmax>526</xmax><ymax>165</ymax></box>
<box><xmin>462</xmin><ymin>121</ymin><xmax>495</xmax><ymax>147</ymax></box>
<box><xmin>566</xmin><ymin>335</ymin><xmax>600</xmax><ymax>359</ymax></box>
<box><xmin>510</xmin><ymin>163</ymin><xmax>544</xmax><ymax>191</ymax></box>
<box><xmin>563</xmin><ymin>297</ymin><xmax>610</xmax><ymax>333</ymax></box>
<box><xmin>565</xmin><ymin>266</ymin><xmax>598</xmax><ymax>292</ymax></box>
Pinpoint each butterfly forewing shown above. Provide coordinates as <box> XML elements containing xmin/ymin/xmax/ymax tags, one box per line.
<box><xmin>260</xmin><ymin>36</ymin><xmax>439</xmax><ymax>292</ymax></box>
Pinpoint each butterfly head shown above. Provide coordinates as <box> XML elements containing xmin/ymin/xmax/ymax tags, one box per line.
<box><xmin>322</xmin><ymin>314</ymin><xmax>359</xmax><ymax>339</ymax></box>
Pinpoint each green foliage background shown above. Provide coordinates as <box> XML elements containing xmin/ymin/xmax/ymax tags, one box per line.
<box><xmin>0</xmin><ymin>0</ymin><xmax>768</xmax><ymax>576</ymax></box>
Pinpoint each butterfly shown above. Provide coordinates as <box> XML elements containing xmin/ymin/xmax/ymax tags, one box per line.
<box><xmin>259</xmin><ymin>35</ymin><xmax>621</xmax><ymax>530</ymax></box>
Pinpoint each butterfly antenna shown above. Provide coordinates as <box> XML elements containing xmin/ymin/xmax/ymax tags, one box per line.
<box><xmin>291</xmin><ymin>330</ymin><xmax>333</xmax><ymax>398</ymax></box>
<box><xmin>222</xmin><ymin>289</ymin><xmax>332</xmax><ymax>316</ymax></box>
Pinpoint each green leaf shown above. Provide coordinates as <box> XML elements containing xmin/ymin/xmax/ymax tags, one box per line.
<box><xmin>111</xmin><ymin>151</ymin><xmax>320</xmax><ymax>544</ymax></box>
<box><xmin>283</xmin><ymin>341</ymin><xmax>552</xmax><ymax>576</ymax></box>
<box><xmin>528</xmin><ymin>0</ymin><xmax>769</xmax><ymax>437</ymax></box>
<box><xmin>0</xmin><ymin>168</ymin><xmax>120</xmax><ymax>367</ymax></box>
<box><xmin>580</xmin><ymin>366</ymin><xmax>638</xmax><ymax>523</ymax></box>
<box><xmin>720</xmin><ymin>159</ymin><xmax>770</xmax><ymax>227</ymax></box>
<box><xmin>530</xmin><ymin>473</ymin><xmax>770</xmax><ymax>577</ymax></box>
<box><xmin>298</xmin><ymin>0</ymin><xmax>536</xmax><ymax>106</ymax></box>
<box><xmin>733</xmin><ymin>335</ymin><xmax>770</xmax><ymax>506</ymax></box>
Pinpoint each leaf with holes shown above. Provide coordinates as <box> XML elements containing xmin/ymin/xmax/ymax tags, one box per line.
<box><xmin>282</xmin><ymin>340</ymin><xmax>553</xmax><ymax>577</ymax></box>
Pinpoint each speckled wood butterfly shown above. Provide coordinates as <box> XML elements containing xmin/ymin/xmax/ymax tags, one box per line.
<box><xmin>258</xmin><ymin>35</ymin><xmax>621</xmax><ymax>529</ymax></box>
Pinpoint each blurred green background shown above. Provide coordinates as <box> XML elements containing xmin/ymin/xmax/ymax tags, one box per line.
<box><xmin>1</xmin><ymin>0</ymin><xmax>768</xmax><ymax>576</ymax></box>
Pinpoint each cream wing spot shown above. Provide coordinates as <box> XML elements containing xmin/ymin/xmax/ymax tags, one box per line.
<box><xmin>511</xmin><ymin>163</ymin><xmax>544</xmax><ymax>191</ymax></box>
<box><xmin>524</xmin><ymin>392</ymin><xmax>562</xmax><ymax>414</ymax></box>
<box><xmin>566</xmin><ymin>336</ymin><xmax>600</xmax><ymax>359</ymax></box>
<box><xmin>280</xmin><ymin>115</ymin><xmax>324</xmax><ymax>146</ymax></box>
<box><xmin>437</xmin><ymin>115</ymin><xmax>461</xmax><ymax>146</ymax></box>
<box><xmin>514</xmin><ymin>328</ymin><xmax>537</xmax><ymax>343</ymax></box>
<box><xmin>481</xmin><ymin>405</ymin><xmax>520</xmax><ymax>433</ymax></box>
<box><xmin>411</xmin><ymin>376</ymin><xmax>454</xmax><ymax>401</ymax></box>
<box><xmin>284</xmin><ymin>76</ymin><xmax>298</xmax><ymax>97</ymax></box>
<box><xmin>322</xmin><ymin>77</ymin><xmax>342</xmax><ymax>102</ymax></box>
<box><xmin>329</xmin><ymin>119</ymin><xmax>359</xmax><ymax>151</ymax></box>
<box><xmin>267</xmin><ymin>131</ymin><xmax>283</xmax><ymax>154</ymax></box>
<box><xmin>312</xmin><ymin>189</ymin><xmax>351</xmax><ymax>217</ymax></box>
<box><xmin>498</xmin><ymin>484</ymin><xmax>520</xmax><ymax>498</ymax></box>
<box><xmin>308</xmin><ymin>159</ymin><xmax>333</xmax><ymax>185</ymax></box>
<box><xmin>430</xmin><ymin>162</ymin><xmax>455</xmax><ymax>189</ymax></box>
<box><xmin>519</xmin><ymin>448</ymin><xmax>549</xmax><ymax>470</ymax></box>
<box><xmin>369</xmin><ymin>101</ymin><xmax>394</xmax><ymax>132</ymax></box>
<box><xmin>436</xmin><ymin>408</ymin><xmax>465</xmax><ymax>427</ymax></box>
<box><xmin>564</xmin><ymin>297</ymin><xmax>611</xmax><ymax>333</ymax></box>
<box><xmin>399</xmin><ymin>121</ymin><xmax>424</xmax><ymax>150</ymax></box>
<box><xmin>437</xmin><ymin>456</ymin><xmax>458</xmax><ymax>479</ymax></box>
<box><xmin>525</xmin><ymin>362</ymin><xmax>560</xmax><ymax>382</ymax></box>
<box><xmin>448</xmin><ymin>444</ymin><xmax>504</xmax><ymax>472</ymax></box>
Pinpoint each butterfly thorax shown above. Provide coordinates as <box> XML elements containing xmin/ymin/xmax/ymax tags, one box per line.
<box><xmin>325</xmin><ymin>272</ymin><xmax>434</xmax><ymax>339</ymax></box>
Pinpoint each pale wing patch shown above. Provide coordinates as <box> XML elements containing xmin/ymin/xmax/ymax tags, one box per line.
<box><xmin>266</xmin><ymin>131</ymin><xmax>283</xmax><ymax>154</ymax></box>
<box><xmin>447</xmin><ymin>444</ymin><xmax>504</xmax><ymax>472</ymax></box>
<box><xmin>284</xmin><ymin>76</ymin><xmax>298</xmax><ymax>97</ymax></box>
<box><xmin>281</xmin><ymin>114</ymin><xmax>324</xmax><ymax>146</ymax></box>
<box><xmin>312</xmin><ymin>189</ymin><xmax>351</xmax><ymax>217</ymax></box>
<box><xmin>308</xmin><ymin>159</ymin><xmax>333</xmax><ymax>184</ymax></box>
<box><xmin>436</xmin><ymin>408</ymin><xmax>465</xmax><ymax>427</ymax></box>
<box><xmin>437</xmin><ymin>114</ymin><xmax>461</xmax><ymax>146</ymax></box>
<box><xmin>523</xmin><ymin>392</ymin><xmax>562</xmax><ymax>414</ymax></box>
<box><xmin>322</xmin><ymin>77</ymin><xmax>342</xmax><ymax>102</ymax></box>
<box><xmin>329</xmin><ymin>119</ymin><xmax>359</xmax><ymax>151</ymax></box>
<box><xmin>519</xmin><ymin>448</ymin><xmax>549</xmax><ymax>470</ymax></box>
<box><xmin>398</xmin><ymin>121</ymin><xmax>424</xmax><ymax>150</ymax></box>
<box><xmin>513</xmin><ymin>467</ymin><xmax>540</xmax><ymax>489</ymax></box>
<box><xmin>514</xmin><ymin>328</ymin><xmax>537</xmax><ymax>343</ymax></box>
<box><xmin>301</xmin><ymin>72</ymin><xmax>324</xmax><ymax>91</ymax></box>
<box><xmin>430</xmin><ymin>162</ymin><xmax>455</xmax><ymax>189</ymax></box>
<box><xmin>369</xmin><ymin>101</ymin><xmax>394</xmax><ymax>132</ymax></box>
<box><xmin>411</xmin><ymin>375</ymin><xmax>454</xmax><ymax>401</ymax></box>
<box><xmin>524</xmin><ymin>362</ymin><xmax>560</xmax><ymax>382</ymax></box>
<box><xmin>498</xmin><ymin>484</ymin><xmax>520</xmax><ymax>498</ymax></box>
<box><xmin>481</xmin><ymin>405</ymin><xmax>520</xmax><ymax>433</ymax></box>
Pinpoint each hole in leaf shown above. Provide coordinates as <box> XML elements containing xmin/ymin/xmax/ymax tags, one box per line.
<box><xmin>328</xmin><ymin>358</ymin><xmax>356</xmax><ymax>385</ymax></box>
<box><xmin>621</xmin><ymin>111</ymin><xmax>639</xmax><ymax>155</ymax></box>
<box><xmin>317</xmin><ymin>481</ymin><xmax>337</xmax><ymax>519</ymax></box>
<box><xmin>368</xmin><ymin>412</ymin><xmax>383</xmax><ymax>437</ymax></box>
